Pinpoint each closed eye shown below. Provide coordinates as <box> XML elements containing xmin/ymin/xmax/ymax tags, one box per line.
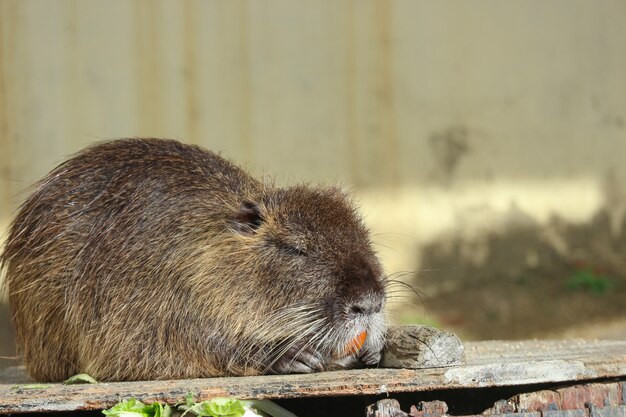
<box><xmin>282</xmin><ymin>246</ymin><xmax>306</xmax><ymax>256</ymax></box>
<box><xmin>274</xmin><ymin>240</ymin><xmax>307</xmax><ymax>257</ymax></box>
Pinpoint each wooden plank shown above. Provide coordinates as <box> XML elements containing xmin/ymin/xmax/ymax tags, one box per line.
<box><xmin>1</xmin><ymin>340</ymin><xmax>625</xmax><ymax>414</ymax></box>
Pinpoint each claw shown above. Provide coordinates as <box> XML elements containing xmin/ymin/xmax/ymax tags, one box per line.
<box><xmin>359</xmin><ymin>347</ymin><xmax>382</xmax><ymax>366</ymax></box>
<box><xmin>269</xmin><ymin>344</ymin><xmax>325</xmax><ymax>374</ymax></box>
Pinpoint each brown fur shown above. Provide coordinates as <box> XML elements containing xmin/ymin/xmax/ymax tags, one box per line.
<box><xmin>0</xmin><ymin>138</ymin><xmax>387</xmax><ymax>381</ymax></box>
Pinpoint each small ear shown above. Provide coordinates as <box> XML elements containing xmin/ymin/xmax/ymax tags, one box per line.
<box><xmin>233</xmin><ymin>200</ymin><xmax>264</xmax><ymax>235</ymax></box>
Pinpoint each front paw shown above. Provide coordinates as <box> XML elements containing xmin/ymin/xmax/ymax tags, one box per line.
<box><xmin>359</xmin><ymin>346</ymin><xmax>382</xmax><ymax>366</ymax></box>
<box><xmin>269</xmin><ymin>343</ymin><xmax>325</xmax><ymax>374</ymax></box>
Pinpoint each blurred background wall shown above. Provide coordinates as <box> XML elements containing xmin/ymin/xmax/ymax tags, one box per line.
<box><xmin>1</xmin><ymin>0</ymin><xmax>626</xmax><ymax>370</ymax></box>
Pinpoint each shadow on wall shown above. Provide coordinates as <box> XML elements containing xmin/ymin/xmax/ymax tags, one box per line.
<box><xmin>1</xmin><ymin>218</ymin><xmax>16</xmax><ymax>370</ymax></box>
<box><xmin>418</xmin><ymin>206</ymin><xmax>626</xmax><ymax>340</ymax></box>
<box><xmin>0</xmin><ymin>303</ymin><xmax>15</xmax><ymax>370</ymax></box>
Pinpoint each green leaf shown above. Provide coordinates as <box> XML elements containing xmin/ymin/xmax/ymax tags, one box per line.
<box><xmin>566</xmin><ymin>269</ymin><xmax>614</xmax><ymax>295</ymax></box>
<box><xmin>102</xmin><ymin>398</ymin><xmax>147</xmax><ymax>417</ymax></box>
<box><xmin>102</xmin><ymin>398</ymin><xmax>172</xmax><ymax>417</ymax></box>
<box><xmin>65</xmin><ymin>373</ymin><xmax>98</xmax><ymax>384</ymax></box>
<box><xmin>185</xmin><ymin>393</ymin><xmax>196</xmax><ymax>408</ymax></box>
<box><xmin>149</xmin><ymin>402</ymin><xmax>172</xmax><ymax>417</ymax></box>
<box><xmin>181</xmin><ymin>397</ymin><xmax>246</xmax><ymax>417</ymax></box>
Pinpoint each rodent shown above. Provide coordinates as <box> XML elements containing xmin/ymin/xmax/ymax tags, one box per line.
<box><xmin>1</xmin><ymin>138</ymin><xmax>387</xmax><ymax>381</ymax></box>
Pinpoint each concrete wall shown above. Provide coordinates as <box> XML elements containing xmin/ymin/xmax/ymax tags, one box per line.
<box><xmin>1</xmin><ymin>0</ymin><xmax>626</xmax><ymax>344</ymax></box>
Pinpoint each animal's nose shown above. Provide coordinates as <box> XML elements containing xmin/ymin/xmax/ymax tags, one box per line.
<box><xmin>348</xmin><ymin>296</ymin><xmax>383</xmax><ymax>317</ymax></box>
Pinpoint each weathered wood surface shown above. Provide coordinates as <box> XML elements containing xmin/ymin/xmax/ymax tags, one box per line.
<box><xmin>381</xmin><ymin>325</ymin><xmax>465</xmax><ymax>368</ymax></box>
<box><xmin>1</xmin><ymin>340</ymin><xmax>625</xmax><ymax>414</ymax></box>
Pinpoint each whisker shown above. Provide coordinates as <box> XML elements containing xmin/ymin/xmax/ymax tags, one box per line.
<box><xmin>261</xmin><ymin>318</ymin><xmax>327</xmax><ymax>374</ymax></box>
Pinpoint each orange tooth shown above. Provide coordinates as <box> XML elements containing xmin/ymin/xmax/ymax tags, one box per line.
<box><xmin>344</xmin><ymin>330</ymin><xmax>367</xmax><ymax>356</ymax></box>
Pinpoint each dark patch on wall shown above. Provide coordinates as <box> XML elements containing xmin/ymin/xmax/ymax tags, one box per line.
<box><xmin>417</xmin><ymin>208</ymin><xmax>626</xmax><ymax>340</ymax></box>
<box><xmin>428</xmin><ymin>126</ymin><xmax>470</xmax><ymax>186</ymax></box>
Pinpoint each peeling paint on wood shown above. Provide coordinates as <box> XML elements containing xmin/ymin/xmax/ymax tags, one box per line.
<box><xmin>544</xmin><ymin>410</ymin><xmax>588</xmax><ymax>417</ymax></box>
<box><xmin>408</xmin><ymin>400</ymin><xmax>449</xmax><ymax>417</ymax></box>
<box><xmin>589</xmin><ymin>405</ymin><xmax>626</xmax><ymax>417</ymax></box>
<box><xmin>487</xmin><ymin>381</ymin><xmax>625</xmax><ymax>413</ymax></box>
<box><xmin>403</xmin><ymin>381</ymin><xmax>626</xmax><ymax>417</ymax></box>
